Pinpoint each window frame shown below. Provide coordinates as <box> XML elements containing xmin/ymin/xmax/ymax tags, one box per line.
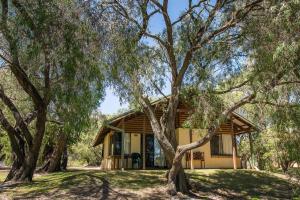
<box><xmin>210</xmin><ymin>134</ymin><xmax>233</xmax><ymax>156</ymax></box>
<box><xmin>109</xmin><ymin>132</ymin><xmax>131</xmax><ymax>156</ymax></box>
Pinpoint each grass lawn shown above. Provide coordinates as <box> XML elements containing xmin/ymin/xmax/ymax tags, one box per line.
<box><xmin>0</xmin><ymin>169</ymin><xmax>299</xmax><ymax>199</ymax></box>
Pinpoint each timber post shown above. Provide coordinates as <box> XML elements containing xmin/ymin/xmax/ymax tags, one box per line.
<box><xmin>121</xmin><ymin>119</ymin><xmax>125</xmax><ymax>171</ymax></box>
<box><xmin>231</xmin><ymin>116</ymin><xmax>237</xmax><ymax>170</ymax></box>
<box><xmin>142</xmin><ymin>116</ymin><xmax>146</xmax><ymax>169</ymax></box>
<box><xmin>232</xmin><ymin>134</ymin><xmax>237</xmax><ymax>170</ymax></box>
<box><xmin>248</xmin><ymin>132</ymin><xmax>254</xmax><ymax>169</ymax></box>
<box><xmin>189</xmin><ymin>129</ymin><xmax>194</xmax><ymax>170</ymax></box>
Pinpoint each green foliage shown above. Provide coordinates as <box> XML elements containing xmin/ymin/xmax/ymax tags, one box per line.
<box><xmin>0</xmin><ymin>0</ymin><xmax>105</xmax><ymax>164</ymax></box>
<box><xmin>181</xmin><ymin>87</ymin><xmax>225</xmax><ymax>129</ymax></box>
<box><xmin>236</xmin><ymin>0</ymin><xmax>300</xmax><ymax>172</ymax></box>
<box><xmin>0</xmin><ymin>70</ymin><xmax>32</xmax><ymax>166</ymax></box>
<box><xmin>69</xmin><ymin>118</ymin><xmax>103</xmax><ymax>166</ymax></box>
<box><xmin>239</xmin><ymin>128</ymin><xmax>300</xmax><ymax>171</ymax></box>
<box><xmin>0</xmin><ymin>132</ymin><xmax>11</xmax><ymax>165</ymax></box>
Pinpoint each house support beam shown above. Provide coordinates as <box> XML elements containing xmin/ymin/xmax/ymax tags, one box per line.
<box><xmin>121</xmin><ymin>131</ymin><xmax>125</xmax><ymax>171</ymax></box>
<box><xmin>232</xmin><ymin>134</ymin><xmax>237</xmax><ymax>170</ymax></box>
<box><xmin>142</xmin><ymin>116</ymin><xmax>146</xmax><ymax>169</ymax></box>
<box><xmin>189</xmin><ymin>129</ymin><xmax>194</xmax><ymax>170</ymax></box>
<box><xmin>121</xmin><ymin>119</ymin><xmax>125</xmax><ymax>171</ymax></box>
<box><xmin>248</xmin><ymin>132</ymin><xmax>254</xmax><ymax>169</ymax></box>
<box><xmin>142</xmin><ymin>133</ymin><xmax>146</xmax><ymax>169</ymax></box>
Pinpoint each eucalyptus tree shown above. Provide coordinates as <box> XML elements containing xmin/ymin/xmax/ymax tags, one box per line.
<box><xmin>0</xmin><ymin>0</ymin><xmax>104</xmax><ymax>182</ymax></box>
<box><xmin>91</xmin><ymin>0</ymin><xmax>299</xmax><ymax>194</ymax></box>
<box><xmin>239</xmin><ymin>0</ymin><xmax>300</xmax><ymax>171</ymax></box>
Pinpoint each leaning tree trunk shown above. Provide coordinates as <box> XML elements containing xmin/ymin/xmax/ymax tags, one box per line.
<box><xmin>0</xmin><ymin>144</ymin><xmax>5</xmax><ymax>162</ymax></box>
<box><xmin>280</xmin><ymin>160</ymin><xmax>290</xmax><ymax>173</ymax></box>
<box><xmin>5</xmin><ymin>108</ymin><xmax>47</xmax><ymax>182</ymax></box>
<box><xmin>4</xmin><ymin>136</ymin><xmax>25</xmax><ymax>182</ymax></box>
<box><xmin>141</xmin><ymin>95</ymin><xmax>190</xmax><ymax>195</ymax></box>
<box><xmin>166</xmin><ymin>151</ymin><xmax>189</xmax><ymax>195</ymax></box>
<box><xmin>60</xmin><ymin>145</ymin><xmax>68</xmax><ymax>171</ymax></box>
<box><xmin>47</xmin><ymin>133</ymin><xmax>67</xmax><ymax>172</ymax></box>
<box><xmin>166</xmin><ymin>130</ymin><xmax>215</xmax><ymax>195</ymax></box>
<box><xmin>38</xmin><ymin>132</ymin><xmax>67</xmax><ymax>173</ymax></box>
<box><xmin>37</xmin><ymin>143</ymin><xmax>54</xmax><ymax>172</ymax></box>
<box><xmin>164</xmin><ymin>146</ymin><xmax>190</xmax><ymax>195</ymax></box>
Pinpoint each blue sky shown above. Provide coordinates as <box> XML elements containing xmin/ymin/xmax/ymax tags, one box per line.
<box><xmin>99</xmin><ymin>1</ymin><xmax>192</xmax><ymax>114</ymax></box>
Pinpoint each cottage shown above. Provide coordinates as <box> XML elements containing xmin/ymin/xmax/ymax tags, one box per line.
<box><xmin>93</xmin><ymin>100</ymin><xmax>257</xmax><ymax>170</ymax></box>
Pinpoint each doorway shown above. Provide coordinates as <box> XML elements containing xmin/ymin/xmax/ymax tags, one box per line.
<box><xmin>145</xmin><ymin>134</ymin><xmax>166</xmax><ymax>168</ymax></box>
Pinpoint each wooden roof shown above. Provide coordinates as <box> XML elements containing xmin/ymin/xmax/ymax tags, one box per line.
<box><xmin>93</xmin><ymin>99</ymin><xmax>258</xmax><ymax>147</ymax></box>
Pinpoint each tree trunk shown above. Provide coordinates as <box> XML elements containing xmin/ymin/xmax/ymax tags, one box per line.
<box><xmin>47</xmin><ymin>133</ymin><xmax>67</xmax><ymax>172</ymax></box>
<box><xmin>4</xmin><ymin>134</ymin><xmax>25</xmax><ymax>182</ymax></box>
<box><xmin>61</xmin><ymin>145</ymin><xmax>68</xmax><ymax>171</ymax></box>
<box><xmin>0</xmin><ymin>144</ymin><xmax>5</xmax><ymax>162</ymax></box>
<box><xmin>166</xmin><ymin>150</ymin><xmax>190</xmax><ymax>195</ymax></box>
<box><xmin>5</xmin><ymin>108</ymin><xmax>47</xmax><ymax>182</ymax></box>
<box><xmin>169</xmin><ymin>167</ymin><xmax>189</xmax><ymax>195</ymax></box>
<box><xmin>6</xmin><ymin>152</ymin><xmax>38</xmax><ymax>182</ymax></box>
<box><xmin>140</xmin><ymin>95</ymin><xmax>191</xmax><ymax>195</ymax></box>
<box><xmin>280</xmin><ymin>160</ymin><xmax>290</xmax><ymax>173</ymax></box>
<box><xmin>37</xmin><ymin>143</ymin><xmax>54</xmax><ymax>172</ymax></box>
<box><xmin>38</xmin><ymin>132</ymin><xmax>67</xmax><ymax>173</ymax></box>
<box><xmin>5</xmin><ymin>153</ymin><xmax>23</xmax><ymax>182</ymax></box>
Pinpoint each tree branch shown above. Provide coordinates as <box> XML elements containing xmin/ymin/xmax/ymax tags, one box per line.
<box><xmin>214</xmin><ymin>79</ymin><xmax>251</xmax><ymax>94</ymax></box>
<box><xmin>194</xmin><ymin>0</ymin><xmax>263</xmax><ymax>50</ymax></box>
<box><xmin>0</xmin><ymin>85</ymin><xmax>33</xmax><ymax>146</ymax></box>
<box><xmin>0</xmin><ymin>53</ymin><xmax>12</xmax><ymax>65</ymax></box>
<box><xmin>171</xmin><ymin>0</ymin><xmax>205</xmax><ymax>26</ymax></box>
<box><xmin>12</xmin><ymin>0</ymin><xmax>36</xmax><ymax>31</ymax></box>
<box><xmin>250</xmin><ymin>101</ymin><xmax>299</xmax><ymax>108</ymax></box>
<box><xmin>177</xmin><ymin>92</ymin><xmax>256</xmax><ymax>157</ymax></box>
<box><xmin>150</xmin><ymin>0</ymin><xmax>177</xmax><ymax>77</ymax></box>
<box><xmin>0</xmin><ymin>0</ymin><xmax>44</xmax><ymax>106</ymax></box>
<box><xmin>276</xmin><ymin>81</ymin><xmax>300</xmax><ymax>86</ymax></box>
<box><xmin>0</xmin><ymin>108</ymin><xmax>24</xmax><ymax>158</ymax></box>
<box><xmin>138</xmin><ymin>95</ymin><xmax>176</xmax><ymax>157</ymax></box>
<box><xmin>175</xmin><ymin>0</ymin><xmax>225</xmax><ymax>89</ymax></box>
<box><xmin>24</xmin><ymin>111</ymin><xmax>37</xmax><ymax>124</ymax></box>
<box><xmin>47</xmin><ymin>119</ymin><xmax>64</xmax><ymax>126</ymax></box>
<box><xmin>149</xmin><ymin>79</ymin><xmax>169</xmax><ymax>101</ymax></box>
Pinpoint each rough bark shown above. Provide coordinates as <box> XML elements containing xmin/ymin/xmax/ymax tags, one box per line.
<box><xmin>168</xmin><ymin>164</ymin><xmax>189</xmax><ymax>195</ymax></box>
<box><xmin>47</xmin><ymin>133</ymin><xmax>67</xmax><ymax>172</ymax></box>
<box><xmin>280</xmin><ymin>160</ymin><xmax>290</xmax><ymax>173</ymax></box>
<box><xmin>248</xmin><ymin>133</ymin><xmax>254</xmax><ymax>169</ymax></box>
<box><xmin>38</xmin><ymin>132</ymin><xmax>67</xmax><ymax>173</ymax></box>
<box><xmin>140</xmin><ymin>95</ymin><xmax>190</xmax><ymax>194</ymax></box>
<box><xmin>4</xmin><ymin>136</ymin><xmax>25</xmax><ymax>182</ymax></box>
<box><xmin>109</xmin><ymin>0</ymin><xmax>263</xmax><ymax>195</ymax></box>
<box><xmin>61</xmin><ymin>145</ymin><xmax>68</xmax><ymax>171</ymax></box>
<box><xmin>0</xmin><ymin>144</ymin><xmax>5</xmax><ymax>162</ymax></box>
<box><xmin>0</xmin><ymin>0</ymin><xmax>50</xmax><ymax>182</ymax></box>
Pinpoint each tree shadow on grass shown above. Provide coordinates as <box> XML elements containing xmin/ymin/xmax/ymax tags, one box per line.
<box><xmin>0</xmin><ymin>170</ymin><xmax>168</xmax><ymax>200</ymax></box>
<box><xmin>189</xmin><ymin>170</ymin><xmax>300</xmax><ymax>200</ymax></box>
<box><xmin>3</xmin><ymin>169</ymin><xmax>296</xmax><ymax>199</ymax></box>
<box><xmin>6</xmin><ymin>172</ymin><xmax>134</xmax><ymax>199</ymax></box>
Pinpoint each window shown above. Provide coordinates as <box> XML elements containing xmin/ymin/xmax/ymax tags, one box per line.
<box><xmin>210</xmin><ymin>134</ymin><xmax>233</xmax><ymax>156</ymax></box>
<box><xmin>154</xmin><ymin>137</ymin><xmax>166</xmax><ymax>167</ymax></box>
<box><xmin>111</xmin><ymin>132</ymin><xmax>122</xmax><ymax>156</ymax></box>
<box><xmin>222</xmin><ymin>134</ymin><xmax>233</xmax><ymax>155</ymax></box>
<box><xmin>124</xmin><ymin>133</ymin><xmax>130</xmax><ymax>154</ymax></box>
<box><xmin>109</xmin><ymin>132</ymin><xmax>131</xmax><ymax>156</ymax></box>
<box><xmin>211</xmin><ymin>135</ymin><xmax>222</xmax><ymax>155</ymax></box>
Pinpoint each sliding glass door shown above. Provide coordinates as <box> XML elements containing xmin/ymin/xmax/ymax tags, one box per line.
<box><xmin>154</xmin><ymin>137</ymin><xmax>166</xmax><ymax>168</ymax></box>
<box><xmin>145</xmin><ymin>134</ymin><xmax>166</xmax><ymax>168</ymax></box>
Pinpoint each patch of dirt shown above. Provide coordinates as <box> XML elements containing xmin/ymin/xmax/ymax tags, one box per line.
<box><xmin>272</xmin><ymin>172</ymin><xmax>300</xmax><ymax>186</ymax></box>
<box><xmin>116</xmin><ymin>186</ymin><xmax>171</xmax><ymax>200</ymax></box>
